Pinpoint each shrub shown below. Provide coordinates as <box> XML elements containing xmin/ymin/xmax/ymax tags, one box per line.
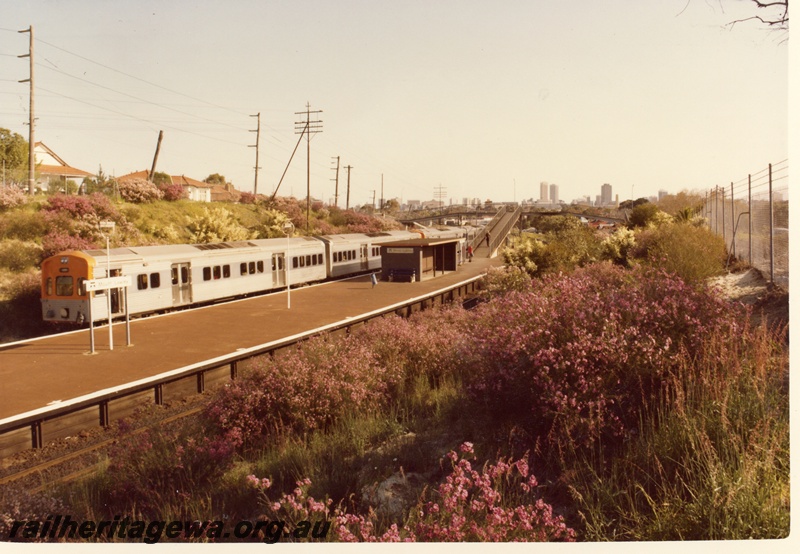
<box><xmin>0</xmin><ymin>485</ymin><xmax>65</xmax><ymax>542</ymax></box>
<box><xmin>186</xmin><ymin>206</ymin><xmax>255</xmax><ymax>243</ymax></box>
<box><xmin>0</xmin><ymin>186</ymin><xmax>26</xmax><ymax>211</ymax></box>
<box><xmin>102</xmin><ymin>418</ymin><xmax>236</xmax><ymax>520</ymax></box>
<box><xmin>632</xmin><ymin>223</ymin><xmax>727</xmax><ymax>283</ymax></box>
<box><xmin>158</xmin><ymin>182</ymin><xmax>187</xmax><ymax>201</ymax></box>
<box><xmin>628</xmin><ymin>202</ymin><xmax>670</xmax><ymax>228</ymax></box>
<box><xmin>44</xmin><ymin>193</ymin><xmax>118</xmax><ymax>220</ymax></box>
<box><xmin>204</xmin><ymin>334</ymin><xmax>387</xmax><ymax>446</ymax></box>
<box><xmin>503</xmin><ymin>224</ymin><xmax>601</xmax><ymax>277</ymax></box>
<box><xmin>41</xmin><ymin>230</ymin><xmax>96</xmax><ymax>259</ymax></box>
<box><xmin>116</xmin><ymin>178</ymin><xmax>163</xmax><ymax>203</ymax></box>
<box><xmin>478</xmin><ymin>265</ymin><xmax>533</xmax><ymax>300</ymax></box>
<box><xmin>600</xmin><ymin>226</ymin><xmax>636</xmax><ymax>266</ymax></box>
<box><xmin>460</xmin><ymin>262</ymin><xmax>739</xmax><ymax>452</ymax></box>
<box><xmin>0</xmin><ymin>240</ymin><xmax>42</xmax><ymax>272</ymax></box>
<box><xmin>0</xmin><ymin>209</ymin><xmax>47</xmax><ymax>241</ymax></box>
<box><xmin>246</xmin><ymin>443</ymin><xmax>575</xmax><ymax>542</ymax></box>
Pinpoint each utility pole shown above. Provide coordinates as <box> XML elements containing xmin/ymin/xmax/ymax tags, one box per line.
<box><xmin>149</xmin><ymin>130</ymin><xmax>164</xmax><ymax>182</ymax></box>
<box><xmin>434</xmin><ymin>184</ymin><xmax>447</xmax><ymax>213</ymax></box>
<box><xmin>371</xmin><ymin>190</ymin><xmax>376</xmax><ymax>211</ymax></box>
<box><xmin>330</xmin><ymin>156</ymin><xmax>340</xmax><ymax>208</ymax></box>
<box><xmin>380</xmin><ymin>174</ymin><xmax>384</xmax><ymax>214</ymax></box>
<box><xmin>295</xmin><ymin>103</ymin><xmax>323</xmax><ymax>233</ymax></box>
<box><xmin>18</xmin><ymin>26</ymin><xmax>35</xmax><ymax>195</ymax></box>
<box><xmin>249</xmin><ymin>113</ymin><xmax>261</xmax><ymax>194</ymax></box>
<box><xmin>344</xmin><ymin>165</ymin><xmax>352</xmax><ymax>210</ymax></box>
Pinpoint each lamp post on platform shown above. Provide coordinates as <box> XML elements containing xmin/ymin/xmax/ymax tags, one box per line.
<box><xmin>99</xmin><ymin>221</ymin><xmax>115</xmax><ymax>349</ymax></box>
<box><xmin>283</xmin><ymin>221</ymin><xmax>295</xmax><ymax>309</ymax></box>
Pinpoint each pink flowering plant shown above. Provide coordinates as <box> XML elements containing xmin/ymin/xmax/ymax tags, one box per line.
<box><xmin>246</xmin><ymin>442</ymin><xmax>574</xmax><ymax>542</ymax></box>
<box><xmin>205</xmin><ymin>334</ymin><xmax>388</xmax><ymax>446</ymax></box>
<box><xmin>461</xmin><ymin>262</ymin><xmax>740</xmax><ymax>451</ymax></box>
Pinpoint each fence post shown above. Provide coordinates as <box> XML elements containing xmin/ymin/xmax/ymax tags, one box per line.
<box><xmin>769</xmin><ymin>163</ymin><xmax>774</xmax><ymax>285</ymax></box>
<box><xmin>748</xmin><ymin>174</ymin><xmax>752</xmax><ymax>268</ymax></box>
<box><xmin>730</xmin><ymin>182</ymin><xmax>735</xmax><ymax>259</ymax></box>
<box><xmin>721</xmin><ymin>186</ymin><xmax>726</xmax><ymax>247</ymax></box>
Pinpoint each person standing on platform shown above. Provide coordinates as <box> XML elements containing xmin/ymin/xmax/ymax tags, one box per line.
<box><xmin>371</xmin><ymin>273</ymin><xmax>378</xmax><ymax>288</ymax></box>
<box><xmin>467</xmin><ymin>244</ymin><xmax>473</xmax><ymax>262</ymax></box>
<box><xmin>485</xmin><ymin>232</ymin><xmax>490</xmax><ymax>248</ymax></box>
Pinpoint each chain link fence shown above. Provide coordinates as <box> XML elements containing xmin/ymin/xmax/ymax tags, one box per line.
<box><xmin>703</xmin><ymin>160</ymin><xmax>788</xmax><ymax>290</ymax></box>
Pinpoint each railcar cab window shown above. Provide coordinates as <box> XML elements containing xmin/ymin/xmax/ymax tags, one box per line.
<box><xmin>56</xmin><ymin>276</ymin><xmax>73</xmax><ymax>296</ymax></box>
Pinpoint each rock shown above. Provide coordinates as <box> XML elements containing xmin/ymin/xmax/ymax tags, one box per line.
<box><xmin>361</xmin><ymin>470</ymin><xmax>426</xmax><ymax>524</ymax></box>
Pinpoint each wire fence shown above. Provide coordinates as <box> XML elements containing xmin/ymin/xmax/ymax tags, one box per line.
<box><xmin>703</xmin><ymin>160</ymin><xmax>788</xmax><ymax>290</ymax></box>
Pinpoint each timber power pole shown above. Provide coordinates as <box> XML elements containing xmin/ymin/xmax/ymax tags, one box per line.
<box><xmin>380</xmin><ymin>174</ymin><xmax>384</xmax><ymax>214</ymax></box>
<box><xmin>149</xmin><ymin>130</ymin><xmax>164</xmax><ymax>181</ymax></box>
<box><xmin>250</xmin><ymin>113</ymin><xmax>261</xmax><ymax>194</ymax></box>
<box><xmin>18</xmin><ymin>26</ymin><xmax>35</xmax><ymax>195</ymax></box>
<box><xmin>344</xmin><ymin>165</ymin><xmax>352</xmax><ymax>210</ymax></box>
<box><xmin>295</xmin><ymin>103</ymin><xmax>323</xmax><ymax>233</ymax></box>
<box><xmin>330</xmin><ymin>156</ymin><xmax>340</xmax><ymax>207</ymax></box>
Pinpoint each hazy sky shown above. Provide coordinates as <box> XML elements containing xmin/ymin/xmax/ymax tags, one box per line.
<box><xmin>0</xmin><ymin>0</ymin><xmax>789</xmax><ymax>206</ymax></box>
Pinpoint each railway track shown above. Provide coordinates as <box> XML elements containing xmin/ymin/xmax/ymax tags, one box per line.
<box><xmin>0</xmin><ymin>406</ymin><xmax>203</xmax><ymax>494</ymax></box>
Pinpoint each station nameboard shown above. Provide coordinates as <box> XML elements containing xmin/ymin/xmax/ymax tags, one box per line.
<box><xmin>386</xmin><ymin>247</ymin><xmax>414</xmax><ymax>254</ymax></box>
<box><xmin>84</xmin><ymin>276</ymin><xmax>131</xmax><ymax>292</ymax></box>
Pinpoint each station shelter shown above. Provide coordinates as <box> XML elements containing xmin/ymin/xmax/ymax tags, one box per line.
<box><xmin>380</xmin><ymin>238</ymin><xmax>460</xmax><ymax>282</ymax></box>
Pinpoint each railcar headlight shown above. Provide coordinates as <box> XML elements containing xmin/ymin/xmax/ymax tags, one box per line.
<box><xmin>59</xmin><ymin>308</ymin><xmax>70</xmax><ymax>319</ymax></box>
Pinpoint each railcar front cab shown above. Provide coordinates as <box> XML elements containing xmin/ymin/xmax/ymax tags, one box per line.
<box><xmin>41</xmin><ymin>250</ymin><xmax>95</xmax><ymax>323</ymax></box>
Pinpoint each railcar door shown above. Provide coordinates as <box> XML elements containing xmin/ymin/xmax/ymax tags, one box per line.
<box><xmin>109</xmin><ymin>269</ymin><xmax>125</xmax><ymax>315</ymax></box>
<box><xmin>272</xmin><ymin>253</ymin><xmax>285</xmax><ymax>287</ymax></box>
<box><xmin>171</xmin><ymin>263</ymin><xmax>192</xmax><ymax>305</ymax></box>
<box><xmin>361</xmin><ymin>244</ymin><xmax>369</xmax><ymax>270</ymax></box>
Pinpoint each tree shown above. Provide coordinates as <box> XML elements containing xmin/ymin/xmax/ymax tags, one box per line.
<box><xmin>0</xmin><ymin>128</ymin><xmax>29</xmax><ymax>184</ymax></box>
<box><xmin>204</xmin><ymin>173</ymin><xmax>228</xmax><ymax>185</ymax></box>
<box><xmin>729</xmin><ymin>0</ymin><xmax>788</xmax><ymax>31</ymax></box>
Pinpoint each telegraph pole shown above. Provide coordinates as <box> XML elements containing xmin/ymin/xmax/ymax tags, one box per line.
<box><xmin>380</xmin><ymin>174</ymin><xmax>384</xmax><ymax>214</ymax></box>
<box><xmin>149</xmin><ymin>130</ymin><xmax>164</xmax><ymax>181</ymax></box>
<box><xmin>249</xmin><ymin>113</ymin><xmax>261</xmax><ymax>194</ymax></box>
<box><xmin>330</xmin><ymin>156</ymin><xmax>340</xmax><ymax>208</ymax></box>
<box><xmin>434</xmin><ymin>184</ymin><xmax>447</xmax><ymax>214</ymax></box>
<box><xmin>18</xmin><ymin>26</ymin><xmax>35</xmax><ymax>195</ymax></box>
<box><xmin>295</xmin><ymin>104</ymin><xmax>323</xmax><ymax>233</ymax></box>
<box><xmin>344</xmin><ymin>165</ymin><xmax>352</xmax><ymax>210</ymax></box>
<box><xmin>371</xmin><ymin>190</ymin><xmax>376</xmax><ymax>211</ymax></box>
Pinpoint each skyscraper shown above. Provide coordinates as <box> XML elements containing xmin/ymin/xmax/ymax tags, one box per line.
<box><xmin>540</xmin><ymin>181</ymin><xmax>549</xmax><ymax>202</ymax></box>
<box><xmin>601</xmin><ymin>183</ymin><xmax>612</xmax><ymax>206</ymax></box>
<box><xmin>549</xmin><ymin>183</ymin><xmax>559</xmax><ymax>204</ymax></box>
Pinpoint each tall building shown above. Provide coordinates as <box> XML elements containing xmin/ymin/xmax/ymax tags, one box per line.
<box><xmin>540</xmin><ymin>181</ymin><xmax>549</xmax><ymax>202</ymax></box>
<box><xmin>549</xmin><ymin>183</ymin><xmax>559</xmax><ymax>204</ymax></box>
<box><xmin>601</xmin><ymin>183</ymin><xmax>612</xmax><ymax>206</ymax></box>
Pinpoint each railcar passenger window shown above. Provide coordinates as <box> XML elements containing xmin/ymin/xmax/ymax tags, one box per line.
<box><xmin>213</xmin><ymin>266</ymin><xmax>221</xmax><ymax>280</ymax></box>
<box><xmin>223</xmin><ymin>265</ymin><xmax>231</xmax><ymax>278</ymax></box>
<box><xmin>137</xmin><ymin>274</ymin><xmax>148</xmax><ymax>290</ymax></box>
<box><xmin>203</xmin><ymin>267</ymin><xmax>212</xmax><ymax>281</ymax></box>
<box><xmin>257</xmin><ymin>261</ymin><xmax>264</xmax><ymax>273</ymax></box>
<box><xmin>150</xmin><ymin>273</ymin><xmax>161</xmax><ymax>288</ymax></box>
<box><xmin>56</xmin><ymin>276</ymin><xmax>74</xmax><ymax>296</ymax></box>
<box><xmin>240</xmin><ymin>263</ymin><xmax>247</xmax><ymax>276</ymax></box>
<box><xmin>249</xmin><ymin>262</ymin><xmax>256</xmax><ymax>274</ymax></box>
<box><xmin>305</xmin><ymin>255</ymin><xmax>311</xmax><ymax>266</ymax></box>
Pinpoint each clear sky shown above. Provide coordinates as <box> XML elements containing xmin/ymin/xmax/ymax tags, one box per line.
<box><xmin>0</xmin><ymin>0</ymin><xmax>789</xmax><ymax>207</ymax></box>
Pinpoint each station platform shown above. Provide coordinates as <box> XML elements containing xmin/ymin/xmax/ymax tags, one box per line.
<box><xmin>0</xmin><ymin>254</ymin><xmax>501</xmax><ymax>420</ymax></box>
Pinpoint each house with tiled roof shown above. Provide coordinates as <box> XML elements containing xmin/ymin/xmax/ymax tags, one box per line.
<box><xmin>116</xmin><ymin>171</ymin><xmax>214</xmax><ymax>202</ymax></box>
<box><xmin>34</xmin><ymin>142</ymin><xmax>94</xmax><ymax>188</ymax></box>
<box><xmin>171</xmin><ymin>175</ymin><xmax>213</xmax><ymax>202</ymax></box>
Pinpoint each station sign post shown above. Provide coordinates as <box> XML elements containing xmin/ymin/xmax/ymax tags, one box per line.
<box><xmin>84</xmin><ymin>275</ymin><xmax>132</xmax><ymax>354</ymax></box>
